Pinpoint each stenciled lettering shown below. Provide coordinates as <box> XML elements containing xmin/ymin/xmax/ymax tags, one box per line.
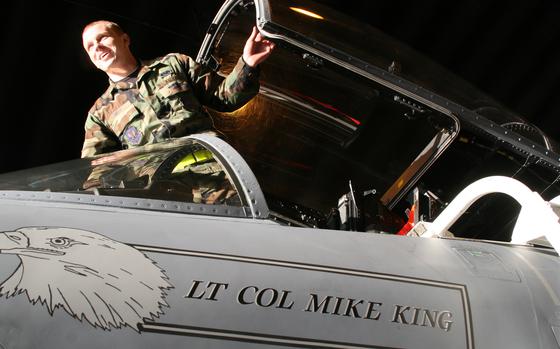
<box><xmin>256</xmin><ymin>288</ymin><xmax>278</xmax><ymax>307</ymax></box>
<box><xmin>343</xmin><ymin>298</ymin><xmax>364</xmax><ymax>318</ymax></box>
<box><xmin>304</xmin><ymin>294</ymin><xmax>383</xmax><ymax>320</ymax></box>
<box><xmin>392</xmin><ymin>305</ymin><xmax>410</xmax><ymax>324</ymax></box>
<box><xmin>331</xmin><ymin>296</ymin><xmax>345</xmax><ymax>315</ymax></box>
<box><xmin>437</xmin><ymin>311</ymin><xmax>453</xmax><ymax>332</ymax></box>
<box><xmin>392</xmin><ymin>304</ymin><xmax>454</xmax><ymax>332</ymax></box>
<box><xmin>185</xmin><ymin>281</ymin><xmax>454</xmax><ymax>333</ymax></box>
<box><xmin>238</xmin><ymin>286</ymin><xmax>259</xmax><ymax>305</ymax></box>
<box><xmin>185</xmin><ymin>280</ymin><xmax>229</xmax><ymax>301</ymax></box>
<box><xmin>276</xmin><ymin>289</ymin><xmax>295</xmax><ymax>309</ymax></box>
<box><xmin>421</xmin><ymin>309</ymin><xmax>437</xmax><ymax>328</ymax></box>
<box><xmin>237</xmin><ymin>286</ymin><xmax>295</xmax><ymax>310</ymax></box>
<box><xmin>304</xmin><ymin>293</ymin><xmax>332</xmax><ymax>314</ymax></box>
<box><xmin>364</xmin><ymin>301</ymin><xmax>383</xmax><ymax>320</ymax></box>
<box><xmin>185</xmin><ymin>280</ymin><xmax>205</xmax><ymax>300</ymax></box>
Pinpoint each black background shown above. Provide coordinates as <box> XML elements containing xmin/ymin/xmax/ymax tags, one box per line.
<box><xmin>2</xmin><ymin>0</ymin><xmax>559</xmax><ymax>174</ymax></box>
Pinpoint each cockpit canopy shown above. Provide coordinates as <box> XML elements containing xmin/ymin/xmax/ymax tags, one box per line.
<box><xmin>199</xmin><ymin>0</ymin><xmax>459</xmax><ymax>215</ymax></box>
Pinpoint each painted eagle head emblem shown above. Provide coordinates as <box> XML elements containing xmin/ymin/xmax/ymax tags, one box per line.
<box><xmin>0</xmin><ymin>227</ymin><xmax>173</xmax><ymax>331</ymax></box>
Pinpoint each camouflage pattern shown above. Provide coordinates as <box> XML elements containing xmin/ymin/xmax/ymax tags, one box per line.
<box><xmin>82</xmin><ymin>54</ymin><xmax>260</xmax><ymax>157</ymax></box>
<box><xmin>82</xmin><ymin>146</ymin><xmax>240</xmax><ymax>206</ymax></box>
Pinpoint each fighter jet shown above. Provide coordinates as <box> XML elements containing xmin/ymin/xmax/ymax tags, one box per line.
<box><xmin>0</xmin><ymin>0</ymin><xmax>559</xmax><ymax>348</ymax></box>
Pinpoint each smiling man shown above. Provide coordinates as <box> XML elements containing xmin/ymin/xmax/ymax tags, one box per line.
<box><xmin>81</xmin><ymin>20</ymin><xmax>274</xmax><ymax>157</ymax></box>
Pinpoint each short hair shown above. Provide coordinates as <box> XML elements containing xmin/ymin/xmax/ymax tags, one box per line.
<box><xmin>82</xmin><ymin>20</ymin><xmax>125</xmax><ymax>36</ymax></box>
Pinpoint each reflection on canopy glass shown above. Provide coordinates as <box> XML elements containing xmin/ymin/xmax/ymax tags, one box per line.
<box><xmin>0</xmin><ymin>139</ymin><xmax>242</xmax><ymax>206</ymax></box>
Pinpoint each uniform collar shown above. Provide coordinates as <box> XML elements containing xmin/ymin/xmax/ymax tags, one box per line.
<box><xmin>105</xmin><ymin>56</ymin><xmax>165</xmax><ymax>95</ymax></box>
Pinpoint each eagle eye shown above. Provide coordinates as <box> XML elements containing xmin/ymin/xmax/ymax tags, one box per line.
<box><xmin>8</xmin><ymin>234</ymin><xmax>21</xmax><ymax>241</ymax></box>
<box><xmin>48</xmin><ymin>237</ymin><xmax>80</xmax><ymax>249</ymax></box>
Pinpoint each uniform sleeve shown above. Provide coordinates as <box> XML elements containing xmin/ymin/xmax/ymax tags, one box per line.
<box><xmin>81</xmin><ymin>113</ymin><xmax>121</xmax><ymax>158</ymax></box>
<box><xmin>179</xmin><ymin>54</ymin><xmax>260</xmax><ymax>112</ymax></box>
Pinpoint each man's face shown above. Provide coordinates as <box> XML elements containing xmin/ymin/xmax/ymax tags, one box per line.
<box><xmin>82</xmin><ymin>23</ymin><xmax>129</xmax><ymax>72</ymax></box>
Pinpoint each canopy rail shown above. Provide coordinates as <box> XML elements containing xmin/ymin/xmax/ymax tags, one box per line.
<box><xmin>415</xmin><ymin>176</ymin><xmax>560</xmax><ymax>253</ymax></box>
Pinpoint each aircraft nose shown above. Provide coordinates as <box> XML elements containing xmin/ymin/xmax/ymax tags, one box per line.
<box><xmin>0</xmin><ymin>231</ymin><xmax>28</xmax><ymax>251</ymax></box>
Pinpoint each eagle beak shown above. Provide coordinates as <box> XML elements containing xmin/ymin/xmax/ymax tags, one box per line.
<box><xmin>0</xmin><ymin>230</ymin><xmax>29</xmax><ymax>252</ymax></box>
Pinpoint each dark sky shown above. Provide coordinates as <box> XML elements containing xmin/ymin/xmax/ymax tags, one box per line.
<box><xmin>2</xmin><ymin>0</ymin><xmax>559</xmax><ymax>174</ymax></box>
<box><xmin>323</xmin><ymin>1</ymin><xmax>560</xmax><ymax>141</ymax></box>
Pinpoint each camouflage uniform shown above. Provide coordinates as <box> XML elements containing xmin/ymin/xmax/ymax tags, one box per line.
<box><xmin>82</xmin><ymin>147</ymin><xmax>240</xmax><ymax>206</ymax></box>
<box><xmin>81</xmin><ymin>54</ymin><xmax>259</xmax><ymax>157</ymax></box>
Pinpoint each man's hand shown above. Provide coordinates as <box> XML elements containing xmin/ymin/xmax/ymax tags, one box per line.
<box><xmin>243</xmin><ymin>26</ymin><xmax>275</xmax><ymax>67</ymax></box>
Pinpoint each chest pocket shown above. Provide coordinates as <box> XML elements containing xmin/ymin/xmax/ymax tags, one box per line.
<box><xmin>155</xmin><ymin>68</ymin><xmax>200</xmax><ymax>114</ymax></box>
<box><xmin>108</xmin><ymin>100</ymin><xmax>141</xmax><ymax>137</ymax></box>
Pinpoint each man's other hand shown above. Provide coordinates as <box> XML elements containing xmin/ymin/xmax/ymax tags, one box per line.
<box><xmin>243</xmin><ymin>26</ymin><xmax>275</xmax><ymax>67</ymax></box>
